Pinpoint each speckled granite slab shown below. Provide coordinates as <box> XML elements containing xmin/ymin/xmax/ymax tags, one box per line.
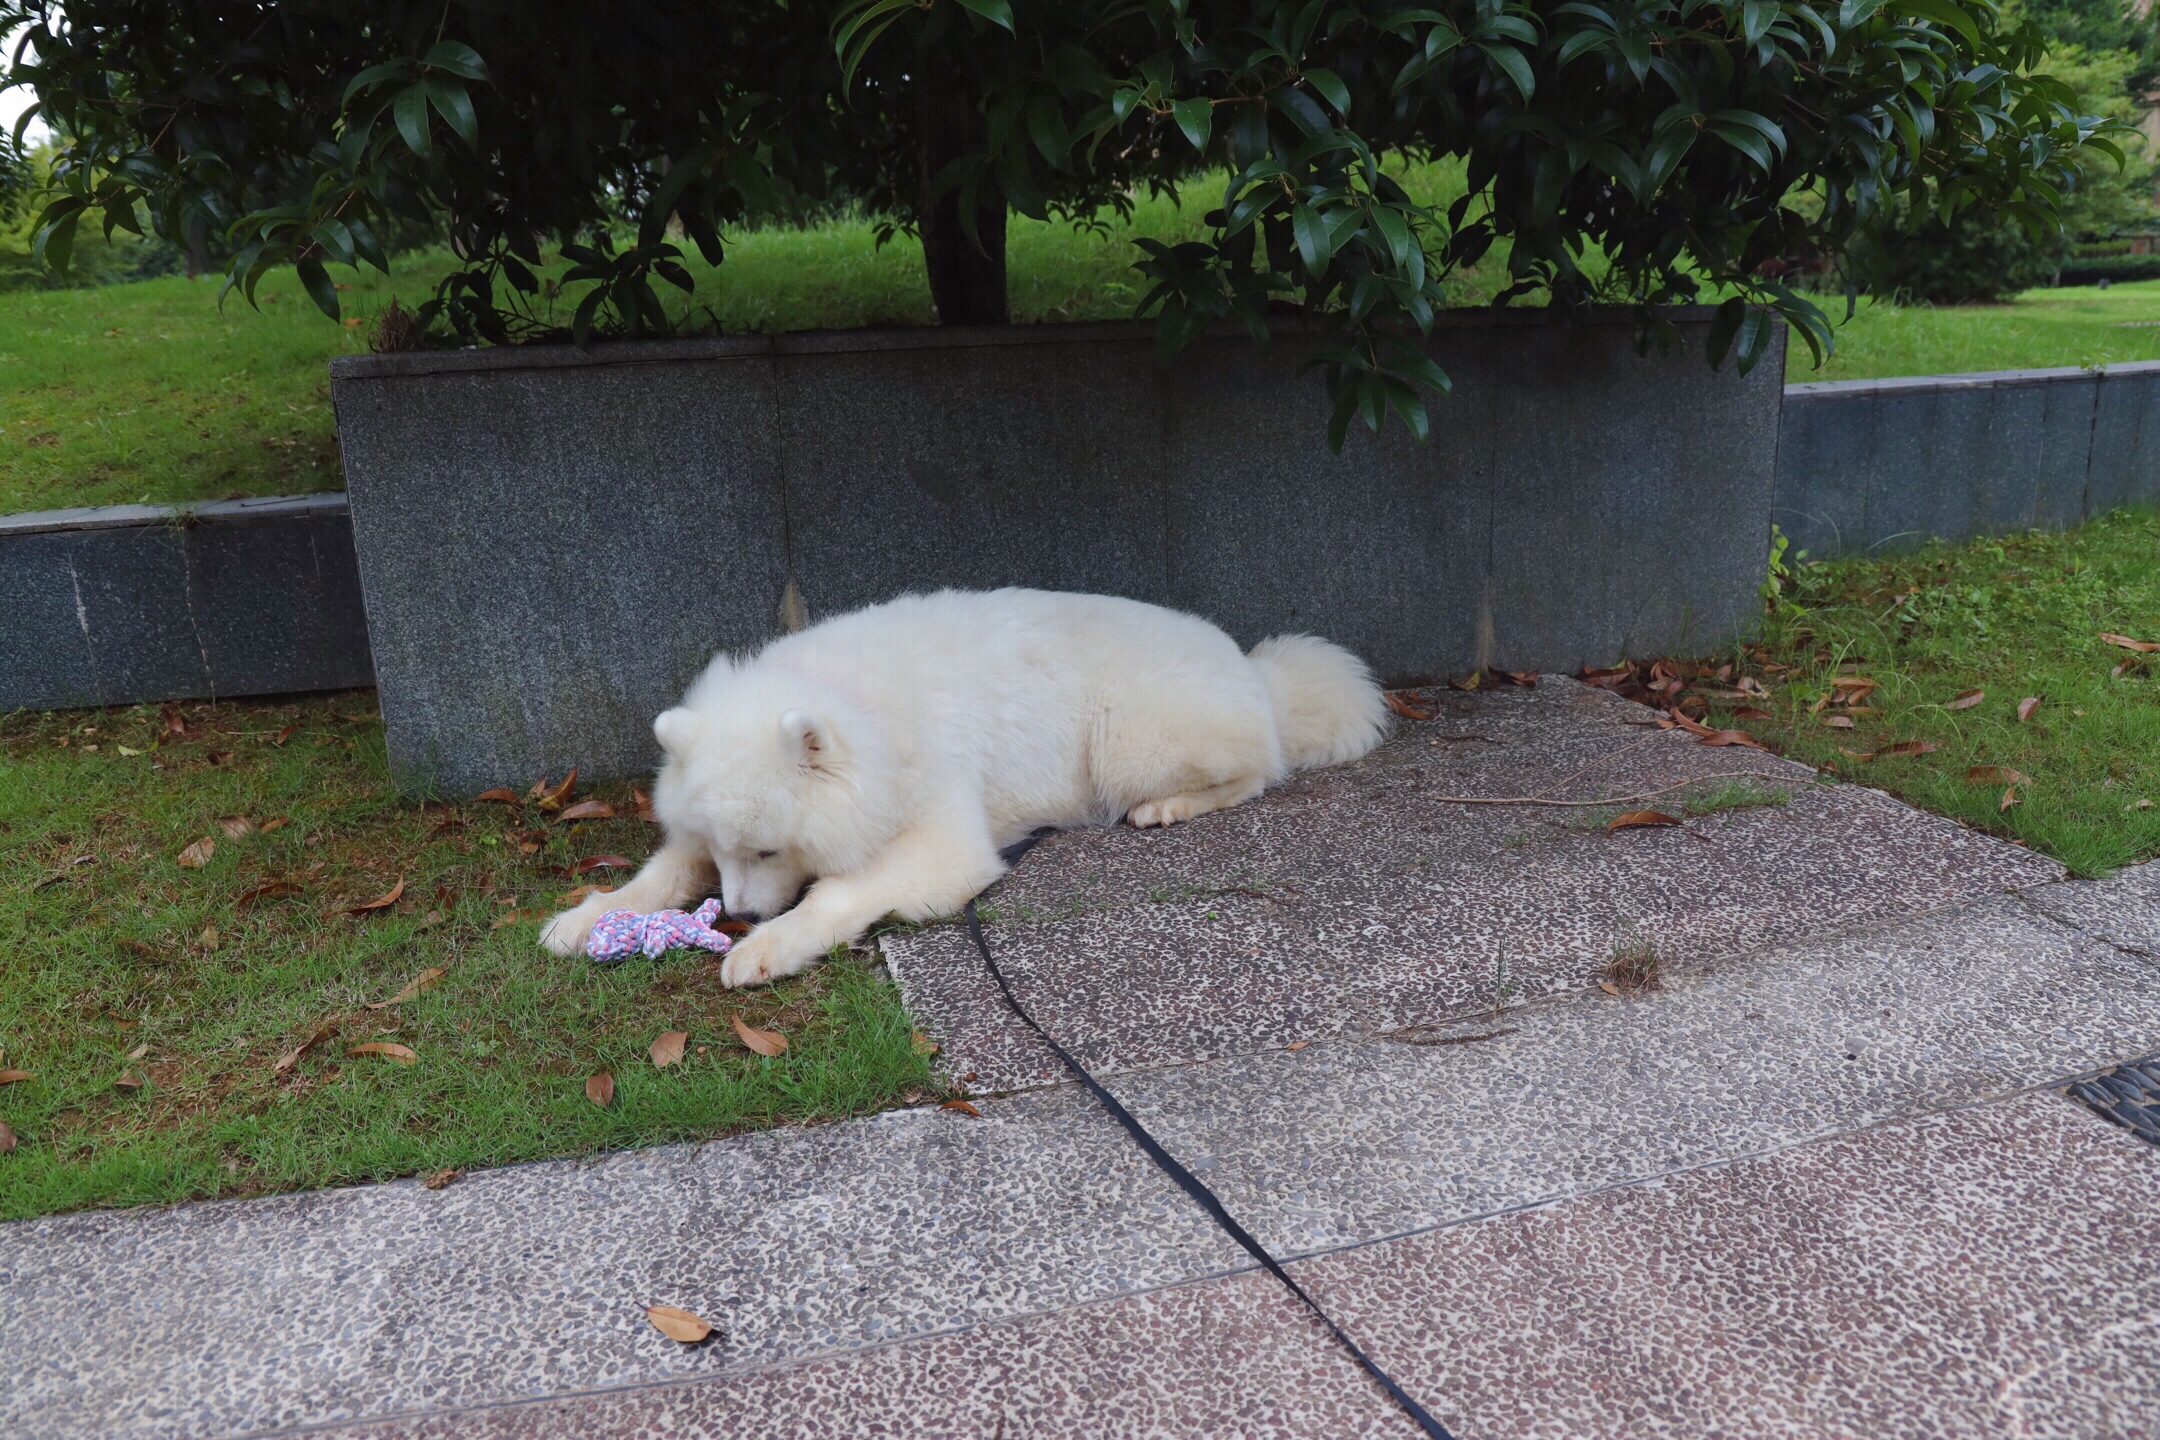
<box><xmin>8</xmin><ymin>887</ymin><xmax>2154</xmax><ymax>1440</ymax></box>
<box><xmin>2022</xmin><ymin>858</ymin><xmax>2160</xmax><ymax>958</ymax></box>
<box><xmin>305</xmin><ymin>1093</ymin><xmax>2160</xmax><ymax>1440</ymax></box>
<box><xmin>887</xmin><ymin>679</ymin><xmax>2062</xmax><ymax>1091</ymax></box>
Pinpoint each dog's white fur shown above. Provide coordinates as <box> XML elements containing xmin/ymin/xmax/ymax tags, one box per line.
<box><xmin>540</xmin><ymin>588</ymin><xmax>1387</xmax><ymax>987</ymax></box>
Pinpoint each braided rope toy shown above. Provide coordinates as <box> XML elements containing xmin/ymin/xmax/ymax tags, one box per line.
<box><xmin>586</xmin><ymin>898</ymin><xmax>735</xmax><ymax>963</ymax></box>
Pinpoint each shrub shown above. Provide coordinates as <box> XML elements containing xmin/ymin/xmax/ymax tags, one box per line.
<box><xmin>1868</xmin><ymin>205</ymin><xmax>2061</xmax><ymax>304</ymax></box>
<box><xmin>2059</xmin><ymin>254</ymin><xmax>2160</xmax><ymax>286</ymax></box>
<box><xmin>4</xmin><ymin>0</ymin><xmax>2129</xmax><ymax>444</ymax></box>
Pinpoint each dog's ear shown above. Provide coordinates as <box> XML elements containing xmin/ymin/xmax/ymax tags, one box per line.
<box><xmin>779</xmin><ymin>709</ymin><xmax>833</xmax><ymax>769</ymax></box>
<box><xmin>653</xmin><ymin>707</ymin><xmax>699</xmax><ymax>757</ymax></box>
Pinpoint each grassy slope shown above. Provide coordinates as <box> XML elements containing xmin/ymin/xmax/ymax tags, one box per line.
<box><xmin>1797</xmin><ymin>281</ymin><xmax>2160</xmax><ymax>383</ymax></box>
<box><xmin>0</xmin><ymin>695</ymin><xmax>937</xmax><ymax>1220</ymax></box>
<box><xmin>1716</xmin><ymin>508</ymin><xmax>2160</xmax><ymax>877</ymax></box>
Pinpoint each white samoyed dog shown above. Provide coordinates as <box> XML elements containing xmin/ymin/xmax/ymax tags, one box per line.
<box><xmin>540</xmin><ymin>588</ymin><xmax>1388</xmax><ymax>987</ymax></box>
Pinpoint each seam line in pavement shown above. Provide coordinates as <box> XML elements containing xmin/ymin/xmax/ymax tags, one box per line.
<box><xmin>235</xmin><ymin>1053</ymin><xmax>2160</xmax><ymax>1440</ymax></box>
<box><xmin>2008</xmin><ymin>884</ymin><xmax>2160</xmax><ymax>968</ymax></box>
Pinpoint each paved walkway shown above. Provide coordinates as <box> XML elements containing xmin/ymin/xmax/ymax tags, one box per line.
<box><xmin>6</xmin><ymin>680</ymin><xmax>2158</xmax><ymax>1439</ymax></box>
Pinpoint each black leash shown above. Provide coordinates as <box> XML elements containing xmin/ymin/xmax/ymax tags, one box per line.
<box><xmin>962</xmin><ymin>889</ymin><xmax>1456</xmax><ymax>1439</ymax></box>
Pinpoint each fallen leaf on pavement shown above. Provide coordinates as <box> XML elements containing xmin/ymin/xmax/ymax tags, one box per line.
<box><xmin>1875</xmin><ymin>740</ymin><xmax>1939</xmax><ymax>759</ymax></box>
<box><xmin>347</xmin><ymin>1042</ymin><xmax>418</xmax><ymax>1063</ymax></box>
<box><xmin>1446</xmin><ymin>670</ymin><xmax>1483</xmax><ymax>692</ymax></box>
<box><xmin>347</xmin><ymin>878</ymin><xmax>406</xmax><ymax>917</ymax></box>
<box><xmin>423</xmin><ymin>1167</ymin><xmax>462</xmax><ymax>1190</ymax></box>
<box><xmin>940</xmin><ymin>1099</ymin><xmax>982</xmax><ymax>1117</ymax></box>
<box><xmin>585</xmin><ymin>1072</ymin><xmax>615</xmax><ymax>1107</ymax></box>
<box><xmin>573</xmin><ymin>854</ymin><xmax>633</xmax><ymax>876</ymax></box>
<box><xmin>177</xmin><ymin>837</ymin><xmax>215</xmax><ymax>868</ymax></box>
<box><xmin>236</xmin><ymin>880</ymin><xmax>304</xmax><ymax>910</ymax></box>
<box><xmin>1383</xmin><ymin>691</ymin><xmax>1434</xmax><ymax>721</ymax></box>
<box><xmin>1598</xmin><ymin>981</ymin><xmax>1621</xmax><ymax>996</ymax></box>
<box><xmin>649</xmin><ymin>1031</ymin><xmax>688</xmax><ymax>1068</ymax></box>
<box><xmin>2017</xmin><ymin>696</ymin><xmax>2042</xmax><ymax>722</ymax></box>
<box><xmin>731</xmin><ymin>1015</ymin><xmax>787</xmax><ymax>1056</ymax></box>
<box><xmin>366</xmin><ymin>967</ymin><xmax>447</xmax><ymax>1009</ymax></box>
<box><xmin>216</xmin><ymin>815</ymin><xmax>256</xmax><ymax>840</ymax></box>
<box><xmin>1501</xmin><ymin>670</ymin><xmax>1538</xmax><ymax>688</ymax></box>
<box><xmin>1607</xmin><ymin>810</ymin><xmax>1681</xmax><ymax>832</ymax></box>
<box><xmin>2100</xmin><ymin>632</ymin><xmax>2160</xmax><ymax>653</ymax></box>
<box><xmin>1698</xmin><ymin>728</ymin><xmax>1770</xmax><ymax>749</ymax></box>
<box><xmin>1946</xmin><ymin>689</ymin><xmax>1985</xmax><ymax>710</ymax></box>
<box><xmin>475</xmin><ymin>788</ymin><xmax>522</xmax><ymax>806</ymax></box>
<box><xmin>557</xmin><ymin>799</ymin><xmax>614</xmax><ymax>821</ymax></box>
<box><xmin>645</xmin><ymin>1305</ymin><xmax>713</xmax><ymax>1343</ymax></box>
<box><xmin>910</xmin><ymin>1031</ymin><xmax>940</xmax><ymax>1056</ymax></box>
<box><xmin>0</xmin><ymin>1070</ymin><xmax>31</xmax><ymax>1084</ymax></box>
<box><xmin>1966</xmin><ymin>766</ymin><xmax>2029</xmax><ymax>786</ymax></box>
<box><xmin>1285</xmin><ymin>1040</ymin><xmax>1312</xmax><ymax>1051</ymax></box>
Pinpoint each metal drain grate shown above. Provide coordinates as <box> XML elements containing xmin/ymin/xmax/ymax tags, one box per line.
<box><xmin>2067</xmin><ymin>1057</ymin><xmax>2160</xmax><ymax>1145</ymax></box>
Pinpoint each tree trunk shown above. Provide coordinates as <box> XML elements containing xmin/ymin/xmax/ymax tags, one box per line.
<box><xmin>918</xmin><ymin>79</ymin><xmax>1008</xmax><ymax>326</ymax></box>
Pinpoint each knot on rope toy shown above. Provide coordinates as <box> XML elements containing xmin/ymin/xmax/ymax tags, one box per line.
<box><xmin>587</xmin><ymin>898</ymin><xmax>735</xmax><ymax>963</ymax></box>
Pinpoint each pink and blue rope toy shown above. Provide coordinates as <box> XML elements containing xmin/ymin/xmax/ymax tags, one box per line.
<box><xmin>586</xmin><ymin>898</ymin><xmax>736</xmax><ymax>963</ymax></box>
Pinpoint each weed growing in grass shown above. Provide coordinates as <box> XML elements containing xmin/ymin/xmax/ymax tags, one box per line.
<box><xmin>0</xmin><ymin>695</ymin><xmax>937</xmax><ymax>1220</ymax></box>
<box><xmin>1713</xmin><ymin>508</ymin><xmax>2160</xmax><ymax>876</ymax></box>
<box><xmin>1680</xmin><ymin>781</ymin><xmax>1792</xmax><ymax>818</ymax></box>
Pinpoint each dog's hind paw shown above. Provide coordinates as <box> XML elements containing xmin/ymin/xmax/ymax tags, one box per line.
<box><xmin>1127</xmin><ymin>796</ymin><xmax>1195</xmax><ymax>828</ymax></box>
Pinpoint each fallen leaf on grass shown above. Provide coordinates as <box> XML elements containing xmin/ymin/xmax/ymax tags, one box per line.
<box><xmin>1383</xmin><ymin>691</ymin><xmax>1434</xmax><ymax>721</ymax></box>
<box><xmin>1607</xmin><ymin>810</ymin><xmax>1681</xmax><ymax>832</ymax></box>
<box><xmin>163</xmin><ymin>709</ymin><xmax>187</xmax><ymax>738</ymax></box>
<box><xmin>475</xmin><ymin>788</ymin><xmax>523</xmax><ymax>807</ymax></box>
<box><xmin>1875</xmin><ymin>740</ymin><xmax>1939</xmax><ymax>759</ymax></box>
<box><xmin>490</xmin><ymin>908</ymin><xmax>548</xmax><ymax>930</ymax></box>
<box><xmin>0</xmin><ymin>1121</ymin><xmax>14</xmax><ymax>1153</ymax></box>
<box><xmin>114</xmin><ymin>1072</ymin><xmax>145</xmax><ymax>1090</ymax></box>
<box><xmin>532</xmin><ymin>770</ymin><xmax>578</xmax><ymax>813</ymax></box>
<box><xmin>645</xmin><ymin>1305</ymin><xmax>713</xmax><ymax>1343</ymax></box>
<box><xmin>2100</xmin><ymin>632</ymin><xmax>2160</xmax><ymax>653</ymax></box>
<box><xmin>0</xmin><ymin>1070</ymin><xmax>31</xmax><ymax>1084</ymax></box>
<box><xmin>649</xmin><ymin>1031</ymin><xmax>688</xmax><ymax>1068</ymax></box>
<box><xmin>1698</xmin><ymin>729</ymin><xmax>1769</xmax><ymax>749</ymax></box>
<box><xmin>940</xmin><ymin>1099</ymin><xmax>981</xmax><ymax>1117</ymax></box>
<box><xmin>631</xmin><ymin>787</ymin><xmax>656</xmax><ymax>822</ymax></box>
<box><xmin>274</xmin><ymin>1020</ymin><xmax>341</xmax><ymax>1074</ymax></box>
<box><xmin>272</xmin><ymin>724</ymin><xmax>297</xmax><ymax>746</ymax></box>
<box><xmin>207</xmin><ymin>750</ymin><xmax>235</xmax><ymax>766</ymax></box>
<box><xmin>1966</xmin><ymin>766</ymin><xmax>2029</xmax><ymax>786</ymax></box>
<box><xmin>236</xmin><ymin>879</ymin><xmax>304</xmax><ymax>909</ymax></box>
<box><xmin>116</xmin><ymin>744</ymin><xmax>143</xmax><ymax>756</ymax></box>
<box><xmin>366</xmin><ymin>967</ymin><xmax>447</xmax><ymax>1010</ymax></box>
<box><xmin>259</xmin><ymin>816</ymin><xmax>289</xmax><ymax>835</ymax></box>
<box><xmin>216</xmin><ymin>815</ymin><xmax>255</xmax><ymax>840</ymax></box>
<box><xmin>1730</xmin><ymin>705</ymin><xmax>1774</xmax><ymax>720</ymax></box>
<box><xmin>2017</xmin><ymin>696</ymin><xmax>2042</xmax><ymax>722</ymax></box>
<box><xmin>715</xmin><ymin>917</ymin><xmax>751</xmax><ymax>936</ymax></box>
<box><xmin>910</xmin><ymin>1031</ymin><xmax>940</xmax><ymax>1056</ymax></box>
<box><xmin>1822</xmin><ymin>716</ymin><xmax>1855</xmax><ymax>730</ymax></box>
<box><xmin>573</xmin><ymin>854</ymin><xmax>634</xmax><ymax>876</ymax></box>
<box><xmin>2001</xmin><ymin>786</ymin><xmax>2021</xmax><ymax>811</ymax></box>
<box><xmin>2126</xmin><ymin>798</ymin><xmax>2154</xmax><ymax>812</ymax></box>
<box><xmin>557</xmin><ymin>799</ymin><xmax>615</xmax><ymax>822</ymax></box>
<box><xmin>585</xmin><ymin>1073</ymin><xmax>615</xmax><ymax>1107</ymax></box>
<box><xmin>1946</xmin><ymin>689</ymin><xmax>1985</xmax><ymax>710</ymax></box>
<box><xmin>126</xmin><ymin>1043</ymin><xmax>148</xmax><ymax>1061</ymax></box>
<box><xmin>176</xmin><ymin>837</ymin><xmax>215</xmax><ymax>868</ymax></box>
<box><xmin>557</xmin><ymin>885</ymin><xmax>614</xmax><ymax>907</ymax></box>
<box><xmin>731</xmin><ymin>1015</ymin><xmax>787</xmax><ymax>1057</ymax></box>
<box><xmin>346</xmin><ymin>878</ymin><xmax>406</xmax><ymax>917</ymax></box>
<box><xmin>347</xmin><ymin>1042</ymin><xmax>418</xmax><ymax>1064</ymax></box>
<box><xmin>423</xmin><ymin>1168</ymin><xmax>462</xmax><ymax>1190</ymax></box>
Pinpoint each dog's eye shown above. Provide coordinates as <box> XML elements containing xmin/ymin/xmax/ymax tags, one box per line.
<box><xmin>756</xmin><ymin>850</ymin><xmax>778</xmax><ymax>859</ymax></box>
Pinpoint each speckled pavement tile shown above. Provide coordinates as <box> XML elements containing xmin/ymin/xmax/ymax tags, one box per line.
<box><xmin>2020</xmin><ymin>858</ymin><xmax>2160</xmax><ymax>958</ymax></box>
<box><xmin>10</xmin><ymin>886</ymin><xmax>2156</xmax><ymax>1440</ymax></box>
<box><xmin>888</xmin><ymin>680</ymin><xmax>2062</xmax><ymax>1091</ymax></box>
<box><xmin>1298</xmin><ymin>1092</ymin><xmax>2160</xmax><ymax>1440</ymax></box>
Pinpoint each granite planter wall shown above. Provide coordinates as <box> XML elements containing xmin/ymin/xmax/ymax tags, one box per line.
<box><xmin>327</xmin><ymin>312</ymin><xmax>1783</xmax><ymax>793</ymax></box>
<box><xmin>0</xmin><ymin>493</ymin><xmax>373</xmax><ymax>711</ymax></box>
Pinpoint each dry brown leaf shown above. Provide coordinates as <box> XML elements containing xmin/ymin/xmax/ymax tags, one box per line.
<box><xmin>207</xmin><ymin>750</ymin><xmax>235</xmax><ymax>766</ymax></box>
<box><xmin>1823</xmin><ymin>716</ymin><xmax>1856</xmax><ymax>730</ymax></box>
<box><xmin>731</xmin><ymin>1015</ymin><xmax>787</xmax><ymax>1057</ymax></box>
<box><xmin>272</xmin><ymin>723</ymin><xmax>297</xmax><ymax>746</ymax></box>
<box><xmin>1598</xmin><ymin>981</ymin><xmax>1622</xmax><ymax>996</ymax></box>
<box><xmin>127</xmin><ymin>1043</ymin><xmax>149</xmax><ymax>1062</ymax></box>
<box><xmin>1383</xmin><ymin>691</ymin><xmax>1434</xmax><ymax>721</ymax></box>
<box><xmin>585</xmin><ymin>1072</ymin><xmax>615</xmax><ymax>1107</ymax></box>
<box><xmin>1875</xmin><ymin>740</ymin><xmax>1939</xmax><ymax>759</ymax></box>
<box><xmin>630</xmin><ymin>786</ymin><xmax>657</xmax><ymax>822</ymax></box>
<box><xmin>422</xmin><ymin>1167</ymin><xmax>462</xmax><ymax>1190</ymax></box>
<box><xmin>273</xmin><ymin>1018</ymin><xmax>340</xmax><ymax>1075</ymax></box>
<box><xmin>1285</xmin><ymin>1040</ymin><xmax>1312</xmax><ymax>1051</ymax></box>
<box><xmin>573</xmin><ymin>854</ymin><xmax>634</xmax><ymax>876</ymax></box>
<box><xmin>259</xmin><ymin>816</ymin><xmax>290</xmax><ymax>834</ymax></box>
<box><xmin>0</xmin><ymin>1120</ymin><xmax>15</xmax><ymax>1153</ymax></box>
<box><xmin>2000</xmin><ymin>786</ymin><xmax>2021</xmax><ymax>811</ymax></box>
<box><xmin>1966</xmin><ymin>766</ymin><xmax>2030</xmax><ymax>786</ymax></box>
<box><xmin>347</xmin><ymin>1042</ymin><xmax>418</xmax><ymax>1064</ymax></box>
<box><xmin>716</xmin><ymin>917</ymin><xmax>751</xmax><ymax>936</ymax></box>
<box><xmin>2125</xmin><ymin>798</ymin><xmax>2154</xmax><ymax>812</ymax></box>
<box><xmin>1501</xmin><ymin>670</ymin><xmax>1539</xmax><ymax>688</ymax></box>
<box><xmin>236</xmin><ymin>879</ymin><xmax>304</xmax><ymax>910</ymax></box>
<box><xmin>113</xmin><ymin>1072</ymin><xmax>145</xmax><ymax>1089</ymax></box>
<box><xmin>215</xmin><ymin>815</ymin><xmax>256</xmax><ymax>840</ymax></box>
<box><xmin>557</xmin><ymin>799</ymin><xmax>615</xmax><ymax>822</ymax></box>
<box><xmin>1839</xmin><ymin>748</ymin><xmax>1875</xmax><ymax>761</ymax></box>
<box><xmin>2100</xmin><ymin>632</ymin><xmax>2160</xmax><ymax>653</ymax></box>
<box><xmin>366</xmin><ymin>967</ymin><xmax>448</xmax><ymax>1010</ymax></box>
<box><xmin>1946</xmin><ymin>689</ymin><xmax>1985</xmax><ymax>710</ymax></box>
<box><xmin>1607</xmin><ymin>810</ymin><xmax>1681</xmax><ymax>832</ymax></box>
<box><xmin>1731</xmin><ymin>705</ymin><xmax>1774</xmax><ymax>720</ymax></box>
<box><xmin>645</xmin><ymin>1305</ymin><xmax>713</xmax><ymax>1343</ymax></box>
<box><xmin>649</xmin><ymin>1030</ymin><xmax>688</xmax><ymax>1068</ymax></box>
<box><xmin>2017</xmin><ymin>696</ymin><xmax>2042</xmax><ymax>723</ymax></box>
<box><xmin>176</xmin><ymin>837</ymin><xmax>216</xmax><ymax>868</ymax></box>
<box><xmin>0</xmin><ymin>1069</ymin><xmax>31</xmax><ymax>1084</ymax></box>
<box><xmin>557</xmin><ymin>885</ymin><xmax>614</xmax><ymax>907</ymax></box>
<box><xmin>490</xmin><ymin>908</ymin><xmax>547</xmax><ymax>930</ymax></box>
<box><xmin>474</xmin><ymin>788</ymin><xmax>523</xmax><ymax>806</ymax></box>
<box><xmin>940</xmin><ymin>1099</ymin><xmax>982</xmax><ymax>1117</ymax></box>
<box><xmin>910</xmin><ymin>1031</ymin><xmax>941</xmax><ymax>1056</ymax></box>
<box><xmin>1446</xmin><ymin>670</ymin><xmax>1484</xmax><ymax>692</ymax></box>
<box><xmin>163</xmin><ymin>709</ymin><xmax>187</xmax><ymax>738</ymax></box>
<box><xmin>347</xmin><ymin>878</ymin><xmax>406</xmax><ymax>917</ymax></box>
<box><xmin>1698</xmin><ymin>729</ymin><xmax>1770</xmax><ymax>750</ymax></box>
<box><xmin>533</xmin><ymin>769</ymin><xmax>579</xmax><ymax>813</ymax></box>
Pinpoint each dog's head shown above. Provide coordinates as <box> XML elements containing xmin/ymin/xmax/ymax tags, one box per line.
<box><xmin>649</xmin><ymin>666</ymin><xmax>899</xmax><ymax>921</ymax></box>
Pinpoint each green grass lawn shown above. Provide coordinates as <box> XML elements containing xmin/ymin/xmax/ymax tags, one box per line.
<box><xmin>0</xmin><ymin>697</ymin><xmax>939</xmax><ymax>1220</ymax></box>
<box><xmin>9</xmin><ymin>174</ymin><xmax>2160</xmax><ymax>514</ymax></box>
<box><xmin>1706</xmin><ymin>508</ymin><xmax>2160</xmax><ymax>877</ymax></box>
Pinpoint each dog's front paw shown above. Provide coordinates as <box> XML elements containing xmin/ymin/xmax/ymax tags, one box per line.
<box><xmin>539</xmin><ymin>904</ymin><xmax>600</xmax><ymax>958</ymax></box>
<box><xmin>1128</xmin><ymin>795</ymin><xmax>1195</xmax><ymax>828</ymax></box>
<box><xmin>721</xmin><ymin>922</ymin><xmax>820</xmax><ymax>989</ymax></box>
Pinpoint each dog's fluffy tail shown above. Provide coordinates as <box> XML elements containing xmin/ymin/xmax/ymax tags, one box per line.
<box><xmin>1248</xmin><ymin>634</ymin><xmax>1388</xmax><ymax>772</ymax></box>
